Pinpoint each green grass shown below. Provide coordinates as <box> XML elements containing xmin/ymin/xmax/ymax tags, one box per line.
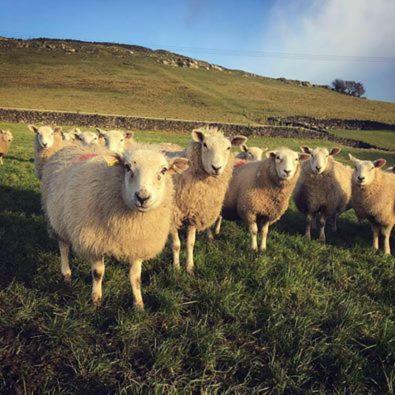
<box><xmin>0</xmin><ymin>122</ymin><xmax>394</xmax><ymax>393</ymax></box>
<box><xmin>329</xmin><ymin>129</ymin><xmax>395</xmax><ymax>151</ymax></box>
<box><xmin>1</xmin><ymin>41</ymin><xmax>395</xmax><ymax>124</ymax></box>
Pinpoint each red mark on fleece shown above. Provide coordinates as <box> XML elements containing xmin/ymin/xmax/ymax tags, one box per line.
<box><xmin>72</xmin><ymin>153</ymin><xmax>98</xmax><ymax>163</ymax></box>
<box><xmin>234</xmin><ymin>159</ymin><xmax>247</xmax><ymax>168</ymax></box>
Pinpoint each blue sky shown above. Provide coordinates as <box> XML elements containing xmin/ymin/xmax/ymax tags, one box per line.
<box><xmin>1</xmin><ymin>0</ymin><xmax>394</xmax><ymax>102</ymax></box>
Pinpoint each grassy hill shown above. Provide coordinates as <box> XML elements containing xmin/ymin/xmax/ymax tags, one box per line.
<box><xmin>0</xmin><ymin>122</ymin><xmax>394</xmax><ymax>392</ymax></box>
<box><xmin>1</xmin><ymin>37</ymin><xmax>395</xmax><ymax>124</ymax></box>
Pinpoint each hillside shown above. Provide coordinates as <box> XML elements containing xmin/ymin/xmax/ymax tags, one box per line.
<box><xmin>0</xmin><ymin>37</ymin><xmax>395</xmax><ymax>124</ymax></box>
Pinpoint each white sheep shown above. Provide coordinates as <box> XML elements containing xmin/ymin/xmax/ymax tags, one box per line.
<box><xmin>222</xmin><ymin>147</ymin><xmax>310</xmax><ymax>251</ymax></box>
<box><xmin>61</xmin><ymin>130</ymin><xmax>77</xmax><ymax>142</ymax></box>
<box><xmin>74</xmin><ymin>128</ymin><xmax>100</xmax><ymax>146</ymax></box>
<box><xmin>294</xmin><ymin>146</ymin><xmax>353</xmax><ymax>242</ymax></box>
<box><xmin>0</xmin><ymin>129</ymin><xmax>13</xmax><ymax>165</ymax></box>
<box><xmin>96</xmin><ymin>128</ymin><xmax>135</xmax><ymax>154</ymax></box>
<box><xmin>41</xmin><ymin>144</ymin><xmax>189</xmax><ymax>309</ymax></box>
<box><xmin>171</xmin><ymin>126</ymin><xmax>247</xmax><ymax>273</ymax></box>
<box><xmin>236</xmin><ymin>144</ymin><xmax>267</xmax><ymax>161</ymax></box>
<box><xmin>349</xmin><ymin>154</ymin><xmax>395</xmax><ymax>255</ymax></box>
<box><xmin>28</xmin><ymin>124</ymin><xmax>64</xmax><ymax>179</ymax></box>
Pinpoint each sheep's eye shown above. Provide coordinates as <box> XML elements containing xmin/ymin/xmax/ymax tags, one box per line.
<box><xmin>120</xmin><ymin>139</ymin><xmax>124</xmax><ymax>142</ymax></box>
<box><xmin>125</xmin><ymin>164</ymin><xmax>132</xmax><ymax>174</ymax></box>
<box><xmin>227</xmin><ymin>146</ymin><xmax>231</xmax><ymax>151</ymax></box>
<box><xmin>203</xmin><ymin>143</ymin><xmax>208</xmax><ymax>148</ymax></box>
<box><xmin>276</xmin><ymin>156</ymin><xmax>280</xmax><ymax>160</ymax></box>
<box><xmin>161</xmin><ymin>167</ymin><xmax>167</xmax><ymax>175</ymax></box>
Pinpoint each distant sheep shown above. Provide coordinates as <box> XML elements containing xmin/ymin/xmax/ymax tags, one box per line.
<box><xmin>28</xmin><ymin>124</ymin><xmax>64</xmax><ymax>179</ymax></box>
<box><xmin>97</xmin><ymin>128</ymin><xmax>135</xmax><ymax>154</ymax></box>
<box><xmin>74</xmin><ymin>128</ymin><xmax>100</xmax><ymax>146</ymax></box>
<box><xmin>171</xmin><ymin>126</ymin><xmax>247</xmax><ymax>273</ymax></box>
<box><xmin>41</xmin><ymin>144</ymin><xmax>189</xmax><ymax>309</ymax></box>
<box><xmin>236</xmin><ymin>144</ymin><xmax>267</xmax><ymax>161</ymax></box>
<box><xmin>0</xmin><ymin>129</ymin><xmax>13</xmax><ymax>165</ymax></box>
<box><xmin>222</xmin><ymin>147</ymin><xmax>310</xmax><ymax>251</ymax></box>
<box><xmin>349</xmin><ymin>154</ymin><xmax>395</xmax><ymax>255</ymax></box>
<box><xmin>294</xmin><ymin>147</ymin><xmax>353</xmax><ymax>242</ymax></box>
<box><xmin>61</xmin><ymin>130</ymin><xmax>77</xmax><ymax>142</ymax></box>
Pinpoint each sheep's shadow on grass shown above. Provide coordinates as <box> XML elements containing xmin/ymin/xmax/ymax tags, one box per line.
<box><xmin>0</xmin><ymin>185</ymin><xmax>41</xmax><ymax>215</ymax></box>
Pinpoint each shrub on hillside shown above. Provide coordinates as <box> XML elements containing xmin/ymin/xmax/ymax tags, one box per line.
<box><xmin>331</xmin><ymin>79</ymin><xmax>365</xmax><ymax>97</ymax></box>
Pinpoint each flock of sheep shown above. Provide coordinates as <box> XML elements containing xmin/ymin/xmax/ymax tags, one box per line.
<box><xmin>0</xmin><ymin>125</ymin><xmax>394</xmax><ymax>309</ymax></box>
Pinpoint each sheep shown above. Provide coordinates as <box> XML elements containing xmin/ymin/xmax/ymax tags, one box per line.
<box><xmin>208</xmin><ymin>145</ymin><xmax>269</xmax><ymax>239</ymax></box>
<box><xmin>96</xmin><ymin>128</ymin><xmax>135</xmax><ymax>154</ymax></box>
<box><xmin>74</xmin><ymin>128</ymin><xmax>101</xmax><ymax>146</ymax></box>
<box><xmin>236</xmin><ymin>144</ymin><xmax>267</xmax><ymax>161</ymax></box>
<box><xmin>41</xmin><ymin>144</ymin><xmax>189</xmax><ymax>309</ymax></box>
<box><xmin>222</xmin><ymin>147</ymin><xmax>310</xmax><ymax>251</ymax></box>
<box><xmin>0</xmin><ymin>129</ymin><xmax>13</xmax><ymax>165</ymax></box>
<box><xmin>171</xmin><ymin>126</ymin><xmax>247</xmax><ymax>273</ymax></box>
<box><xmin>61</xmin><ymin>130</ymin><xmax>77</xmax><ymax>142</ymax></box>
<box><xmin>294</xmin><ymin>146</ymin><xmax>353</xmax><ymax>242</ymax></box>
<box><xmin>349</xmin><ymin>154</ymin><xmax>395</xmax><ymax>255</ymax></box>
<box><xmin>28</xmin><ymin>124</ymin><xmax>65</xmax><ymax>179</ymax></box>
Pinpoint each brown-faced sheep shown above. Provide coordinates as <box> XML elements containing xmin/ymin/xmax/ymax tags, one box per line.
<box><xmin>349</xmin><ymin>154</ymin><xmax>395</xmax><ymax>255</ymax></box>
<box><xmin>28</xmin><ymin>124</ymin><xmax>64</xmax><ymax>179</ymax></box>
<box><xmin>41</xmin><ymin>144</ymin><xmax>189</xmax><ymax>309</ymax></box>
<box><xmin>171</xmin><ymin>126</ymin><xmax>247</xmax><ymax>273</ymax></box>
<box><xmin>294</xmin><ymin>147</ymin><xmax>353</xmax><ymax>242</ymax></box>
<box><xmin>0</xmin><ymin>129</ymin><xmax>13</xmax><ymax>165</ymax></box>
<box><xmin>222</xmin><ymin>147</ymin><xmax>310</xmax><ymax>251</ymax></box>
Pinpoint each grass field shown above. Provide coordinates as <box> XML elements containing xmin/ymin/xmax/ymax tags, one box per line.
<box><xmin>329</xmin><ymin>129</ymin><xmax>395</xmax><ymax>151</ymax></box>
<box><xmin>1</xmin><ymin>39</ymin><xmax>395</xmax><ymax>124</ymax></box>
<box><xmin>0</xmin><ymin>122</ymin><xmax>394</xmax><ymax>392</ymax></box>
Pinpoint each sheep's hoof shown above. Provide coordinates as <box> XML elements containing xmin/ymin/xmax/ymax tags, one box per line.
<box><xmin>207</xmin><ymin>233</ymin><xmax>214</xmax><ymax>241</ymax></box>
<box><xmin>134</xmin><ymin>301</ymin><xmax>145</xmax><ymax>311</ymax></box>
<box><xmin>318</xmin><ymin>237</ymin><xmax>326</xmax><ymax>243</ymax></box>
<box><xmin>63</xmin><ymin>274</ymin><xmax>71</xmax><ymax>285</ymax></box>
<box><xmin>186</xmin><ymin>266</ymin><xmax>194</xmax><ymax>275</ymax></box>
<box><xmin>92</xmin><ymin>294</ymin><xmax>102</xmax><ymax>306</ymax></box>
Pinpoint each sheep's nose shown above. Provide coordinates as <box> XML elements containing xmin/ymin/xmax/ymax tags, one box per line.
<box><xmin>358</xmin><ymin>176</ymin><xmax>365</xmax><ymax>182</ymax></box>
<box><xmin>135</xmin><ymin>191</ymin><xmax>150</xmax><ymax>205</ymax></box>
<box><xmin>212</xmin><ymin>165</ymin><xmax>222</xmax><ymax>174</ymax></box>
<box><xmin>284</xmin><ymin>169</ymin><xmax>291</xmax><ymax>175</ymax></box>
<box><xmin>316</xmin><ymin>166</ymin><xmax>322</xmax><ymax>172</ymax></box>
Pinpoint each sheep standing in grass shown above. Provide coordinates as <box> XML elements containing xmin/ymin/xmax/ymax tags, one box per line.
<box><xmin>97</xmin><ymin>128</ymin><xmax>135</xmax><ymax>154</ymax></box>
<box><xmin>28</xmin><ymin>124</ymin><xmax>64</xmax><ymax>179</ymax></box>
<box><xmin>171</xmin><ymin>126</ymin><xmax>247</xmax><ymax>273</ymax></box>
<box><xmin>294</xmin><ymin>147</ymin><xmax>353</xmax><ymax>242</ymax></box>
<box><xmin>0</xmin><ymin>130</ymin><xmax>13</xmax><ymax>165</ymax></box>
<box><xmin>236</xmin><ymin>144</ymin><xmax>267</xmax><ymax>162</ymax></box>
<box><xmin>41</xmin><ymin>144</ymin><xmax>189</xmax><ymax>309</ymax></box>
<box><xmin>349</xmin><ymin>154</ymin><xmax>395</xmax><ymax>255</ymax></box>
<box><xmin>222</xmin><ymin>147</ymin><xmax>310</xmax><ymax>251</ymax></box>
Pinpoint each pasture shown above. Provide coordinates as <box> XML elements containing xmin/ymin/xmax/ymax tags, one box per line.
<box><xmin>0</xmin><ymin>122</ymin><xmax>394</xmax><ymax>393</ymax></box>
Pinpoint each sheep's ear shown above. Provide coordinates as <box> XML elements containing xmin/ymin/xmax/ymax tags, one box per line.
<box><xmin>169</xmin><ymin>157</ymin><xmax>190</xmax><ymax>174</ymax></box>
<box><xmin>329</xmin><ymin>147</ymin><xmax>341</xmax><ymax>156</ymax></box>
<box><xmin>96</xmin><ymin>128</ymin><xmax>106</xmax><ymax>137</ymax></box>
<box><xmin>125</xmin><ymin>131</ymin><xmax>134</xmax><ymax>140</ymax></box>
<box><xmin>348</xmin><ymin>153</ymin><xmax>360</xmax><ymax>165</ymax></box>
<box><xmin>266</xmin><ymin>151</ymin><xmax>276</xmax><ymax>159</ymax></box>
<box><xmin>301</xmin><ymin>146</ymin><xmax>311</xmax><ymax>154</ymax></box>
<box><xmin>28</xmin><ymin>124</ymin><xmax>39</xmax><ymax>133</ymax></box>
<box><xmin>0</xmin><ymin>129</ymin><xmax>5</xmax><ymax>134</ymax></box>
<box><xmin>53</xmin><ymin>126</ymin><xmax>62</xmax><ymax>134</ymax></box>
<box><xmin>61</xmin><ymin>131</ymin><xmax>67</xmax><ymax>139</ymax></box>
<box><xmin>241</xmin><ymin>144</ymin><xmax>248</xmax><ymax>152</ymax></box>
<box><xmin>374</xmin><ymin>159</ymin><xmax>386</xmax><ymax>168</ymax></box>
<box><xmin>299</xmin><ymin>153</ymin><xmax>310</xmax><ymax>161</ymax></box>
<box><xmin>231</xmin><ymin>135</ymin><xmax>247</xmax><ymax>147</ymax></box>
<box><xmin>262</xmin><ymin>146</ymin><xmax>269</xmax><ymax>152</ymax></box>
<box><xmin>191</xmin><ymin>128</ymin><xmax>205</xmax><ymax>143</ymax></box>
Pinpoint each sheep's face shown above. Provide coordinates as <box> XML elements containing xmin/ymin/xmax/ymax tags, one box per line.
<box><xmin>61</xmin><ymin>131</ymin><xmax>76</xmax><ymax>142</ymax></box>
<box><xmin>120</xmin><ymin>149</ymin><xmax>189</xmax><ymax>212</ymax></box>
<box><xmin>349</xmin><ymin>154</ymin><xmax>386</xmax><ymax>186</ymax></box>
<box><xmin>0</xmin><ymin>130</ymin><xmax>13</xmax><ymax>142</ymax></box>
<box><xmin>237</xmin><ymin>145</ymin><xmax>267</xmax><ymax>161</ymax></box>
<box><xmin>302</xmin><ymin>146</ymin><xmax>341</xmax><ymax>174</ymax></box>
<box><xmin>28</xmin><ymin>125</ymin><xmax>59</xmax><ymax>149</ymax></box>
<box><xmin>267</xmin><ymin>148</ymin><xmax>310</xmax><ymax>180</ymax></box>
<box><xmin>192</xmin><ymin>128</ymin><xmax>247</xmax><ymax>176</ymax></box>
<box><xmin>75</xmin><ymin>130</ymin><xmax>100</xmax><ymax>146</ymax></box>
<box><xmin>98</xmin><ymin>129</ymin><xmax>134</xmax><ymax>154</ymax></box>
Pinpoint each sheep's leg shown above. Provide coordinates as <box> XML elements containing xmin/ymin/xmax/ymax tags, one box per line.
<box><xmin>207</xmin><ymin>228</ymin><xmax>214</xmax><ymax>241</ymax></box>
<box><xmin>305</xmin><ymin>214</ymin><xmax>312</xmax><ymax>240</ymax></box>
<box><xmin>171</xmin><ymin>229</ymin><xmax>181</xmax><ymax>270</ymax></box>
<box><xmin>372</xmin><ymin>224</ymin><xmax>380</xmax><ymax>250</ymax></box>
<box><xmin>318</xmin><ymin>213</ymin><xmax>326</xmax><ymax>243</ymax></box>
<box><xmin>381</xmin><ymin>225</ymin><xmax>393</xmax><ymax>255</ymax></box>
<box><xmin>129</xmin><ymin>259</ymin><xmax>144</xmax><ymax>310</ymax></box>
<box><xmin>248</xmin><ymin>222</ymin><xmax>258</xmax><ymax>251</ymax></box>
<box><xmin>0</xmin><ymin>156</ymin><xmax>3</xmax><ymax>165</ymax></box>
<box><xmin>331</xmin><ymin>214</ymin><xmax>338</xmax><ymax>232</ymax></box>
<box><xmin>214</xmin><ymin>215</ymin><xmax>222</xmax><ymax>235</ymax></box>
<box><xmin>186</xmin><ymin>225</ymin><xmax>196</xmax><ymax>274</ymax></box>
<box><xmin>259</xmin><ymin>221</ymin><xmax>270</xmax><ymax>252</ymax></box>
<box><xmin>91</xmin><ymin>257</ymin><xmax>105</xmax><ymax>305</ymax></box>
<box><xmin>59</xmin><ymin>240</ymin><xmax>71</xmax><ymax>284</ymax></box>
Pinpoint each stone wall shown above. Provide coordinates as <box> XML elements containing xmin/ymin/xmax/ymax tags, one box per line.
<box><xmin>0</xmin><ymin>107</ymin><xmax>387</xmax><ymax>150</ymax></box>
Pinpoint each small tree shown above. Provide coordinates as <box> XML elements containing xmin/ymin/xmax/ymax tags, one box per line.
<box><xmin>332</xmin><ymin>79</ymin><xmax>365</xmax><ymax>97</ymax></box>
<box><xmin>331</xmin><ymin>79</ymin><xmax>347</xmax><ymax>93</ymax></box>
